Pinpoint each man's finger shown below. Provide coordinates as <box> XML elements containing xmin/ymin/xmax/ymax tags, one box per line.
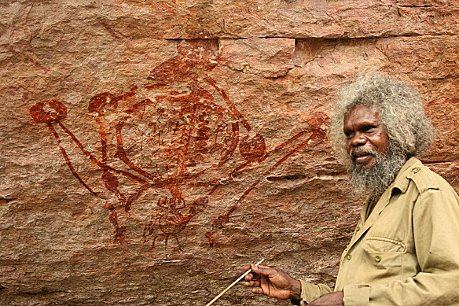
<box><xmin>244</xmin><ymin>272</ymin><xmax>255</xmax><ymax>281</ymax></box>
<box><xmin>251</xmin><ymin>264</ymin><xmax>275</xmax><ymax>277</ymax></box>
<box><xmin>251</xmin><ymin>287</ymin><xmax>264</xmax><ymax>295</ymax></box>
<box><xmin>244</xmin><ymin>280</ymin><xmax>261</xmax><ymax>287</ymax></box>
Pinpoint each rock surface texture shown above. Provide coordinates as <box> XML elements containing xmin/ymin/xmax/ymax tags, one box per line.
<box><xmin>1</xmin><ymin>1</ymin><xmax>458</xmax><ymax>305</ymax></box>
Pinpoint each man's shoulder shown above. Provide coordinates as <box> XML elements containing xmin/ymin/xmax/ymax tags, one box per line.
<box><xmin>405</xmin><ymin>162</ymin><xmax>440</xmax><ymax>193</ymax></box>
<box><xmin>404</xmin><ymin>158</ymin><xmax>455</xmax><ymax>194</ymax></box>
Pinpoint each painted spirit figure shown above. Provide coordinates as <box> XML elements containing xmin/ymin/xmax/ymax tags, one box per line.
<box><xmin>30</xmin><ymin>40</ymin><xmax>329</xmax><ymax>251</ymax></box>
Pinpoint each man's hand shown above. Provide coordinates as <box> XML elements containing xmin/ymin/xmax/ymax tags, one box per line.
<box><xmin>309</xmin><ymin>291</ymin><xmax>344</xmax><ymax>306</ymax></box>
<box><xmin>243</xmin><ymin>264</ymin><xmax>301</xmax><ymax>300</ymax></box>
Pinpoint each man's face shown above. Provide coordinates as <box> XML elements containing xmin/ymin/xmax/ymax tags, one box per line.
<box><xmin>343</xmin><ymin>104</ymin><xmax>389</xmax><ymax>169</ymax></box>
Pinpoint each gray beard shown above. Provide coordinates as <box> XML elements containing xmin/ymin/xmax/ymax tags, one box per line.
<box><xmin>348</xmin><ymin>144</ymin><xmax>406</xmax><ymax>197</ymax></box>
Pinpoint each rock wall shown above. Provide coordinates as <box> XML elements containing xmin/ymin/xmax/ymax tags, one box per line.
<box><xmin>1</xmin><ymin>1</ymin><xmax>458</xmax><ymax>305</ymax></box>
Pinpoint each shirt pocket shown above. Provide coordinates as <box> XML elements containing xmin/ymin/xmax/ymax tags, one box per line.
<box><xmin>362</xmin><ymin>237</ymin><xmax>405</xmax><ymax>269</ymax></box>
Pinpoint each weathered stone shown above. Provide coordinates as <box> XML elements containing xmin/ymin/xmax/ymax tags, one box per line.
<box><xmin>0</xmin><ymin>1</ymin><xmax>458</xmax><ymax>305</ymax></box>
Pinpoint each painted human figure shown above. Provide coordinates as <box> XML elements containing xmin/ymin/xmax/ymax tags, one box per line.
<box><xmin>28</xmin><ymin>40</ymin><xmax>255</xmax><ymax>247</ymax></box>
<box><xmin>30</xmin><ymin>39</ymin><xmax>332</xmax><ymax>249</ymax></box>
<box><xmin>244</xmin><ymin>72</ymin><xmax>459</xmax><ymax>305</ymax></box>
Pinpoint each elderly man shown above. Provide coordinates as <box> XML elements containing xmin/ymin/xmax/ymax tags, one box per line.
<box><xmin>244</xmin><ymin>72</ymin><xmax>459</xmax><ymax>305</ymax></box>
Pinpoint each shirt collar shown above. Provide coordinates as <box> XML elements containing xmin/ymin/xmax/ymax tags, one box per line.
<box><xmin>390</xmin><ymin>157</ymin><xmax>422</xmax><ymax>195</ymax></box>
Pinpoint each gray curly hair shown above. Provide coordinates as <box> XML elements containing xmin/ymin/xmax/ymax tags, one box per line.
<box><xmin>330</xmin><ymin>72</ymin><xmax>434</xmax><ymax>163</ymax></box>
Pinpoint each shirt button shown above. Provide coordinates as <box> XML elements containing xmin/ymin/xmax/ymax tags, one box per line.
<box><xmin>374</xmin><ymin>256</ymin><xmax>381</xmax><ymax>262</ymax></box>
<box><xmin>412</xmin><ymin>167</ymin><xmax>420</xmax><ymax>174</ymax></box>
<box><xmin>355</xmin><ymin>226</ymin><xmax>360</xmax><ymax>231</ymax></box>
<box><xmin>346</xmin><ymin>254</ymin><xmax>352</xmax><ymax>260</ymax></box>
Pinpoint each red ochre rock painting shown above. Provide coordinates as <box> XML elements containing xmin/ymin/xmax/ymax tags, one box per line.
<box><xmin>29</xmin><ymin>40</ymin><xmax>329</xmax><ymax>252</ymax></box>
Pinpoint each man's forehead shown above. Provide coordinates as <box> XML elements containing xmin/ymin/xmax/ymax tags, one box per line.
<box><xmin>344</xmin><ymin>104</ymin><xmax>382</xmax><ymax>122</ymax></box>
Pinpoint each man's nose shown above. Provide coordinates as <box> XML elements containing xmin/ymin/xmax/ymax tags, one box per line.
<box><xmin>350</xmin><ymin>132</ymin><xmax>367</xmax><ymax>147</ymax></box>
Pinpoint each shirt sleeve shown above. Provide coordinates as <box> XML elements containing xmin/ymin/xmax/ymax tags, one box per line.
<box><xmin>343</xmin><ymin>186</ymin><xmax>459</xmax><ymax>305</ymax></box>
<box><xmin>298</xmin><ymin>279</ymin><xmax>333</xmax><ymax>304</ymax></box>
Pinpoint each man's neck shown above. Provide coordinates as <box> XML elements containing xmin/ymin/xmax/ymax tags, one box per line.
<box><xmin>365</xmin><ymin>191</ymin><xmax>384</xmax><ymax>218</ymax></box>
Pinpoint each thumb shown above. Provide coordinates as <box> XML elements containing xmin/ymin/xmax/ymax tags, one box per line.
<box><xmin>251</xmin><ymin>264</ymin><xmax>274</xmax><ymax>277</ymax></box>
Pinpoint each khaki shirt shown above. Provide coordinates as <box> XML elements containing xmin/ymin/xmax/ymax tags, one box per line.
<box><xmin>299</xmin><ymin>158</ymin><xmax>459</xmax><ymax>305</ymax></box>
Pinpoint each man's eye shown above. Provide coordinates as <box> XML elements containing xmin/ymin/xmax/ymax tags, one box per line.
<box><xmin>344</xmin><ymin>131</ymin><xmax>354</xmax><ymax>139</ymax></box>
<box><xmin>363</xmin><ymin>126</ymin><xmax>376</xmax><ymax>133</ymax></box>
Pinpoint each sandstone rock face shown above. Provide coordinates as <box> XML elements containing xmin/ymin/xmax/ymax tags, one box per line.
<box><xmin>0</xmin><ymin>1</ymin><xmax>458</xmax><ymax>305</ymax></box>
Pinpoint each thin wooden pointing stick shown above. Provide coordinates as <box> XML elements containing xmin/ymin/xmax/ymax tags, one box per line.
<box><xmin>205</xmin><ymin>258</ymin><xmax>265</xmax><ymax>306</ymax></box>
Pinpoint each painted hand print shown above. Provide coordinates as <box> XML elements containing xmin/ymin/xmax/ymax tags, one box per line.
<box><xmin>29</xmin><ymin>40</ymin><xmax>329</xmax><ymax>252</ymax></box>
